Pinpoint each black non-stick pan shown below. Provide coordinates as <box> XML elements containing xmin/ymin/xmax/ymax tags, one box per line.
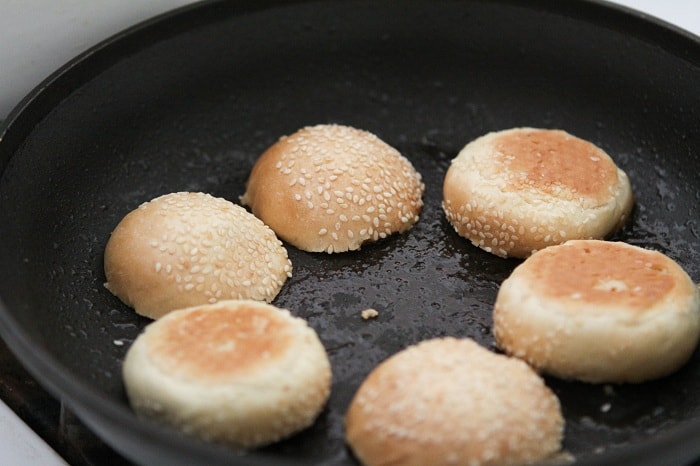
<box><xmin>1</xmin><ymin>0</ymin><xmax>699</xmax><ymax>465</ymax></box>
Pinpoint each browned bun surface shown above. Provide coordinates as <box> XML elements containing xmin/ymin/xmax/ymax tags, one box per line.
<box><xmin>104</xmin><ymin>192</ymin><xmax>292</xmax><ymax>319</ymax></box>
<box><xmin>122</xmin><ymin>300</ymin><xmax>331</xmax><ymax>449</ymax></box>
<box><xmin>494</xmin><ymin>240</ymin><xmax>700</xmax><ymax>383</ymax></box>
<box><xmin>241</xmin><ymin>124</ymin><xmax>425</xmax><ymax>253</ymax></box>
<box><xmin>345</xmin><ymin>337</ymin><xmax>564</xmax><ymax>466</ymax></box>
<box><xmin>443</xmin><ymin>128</ymin><xmax>633</xmax><ymax>258</ymax></box>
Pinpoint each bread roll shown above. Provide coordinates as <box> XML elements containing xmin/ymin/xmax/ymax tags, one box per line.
<box><xmin>345</xmin><ymin>337</ymin><xmax>564</xmax><ymax>466</ymax></box>
<box><xmin>240</xmin><ymin>124</ymin><xmax>425</xmax><ymax>253</ymax></box>
<box><xmin>443</xmin><ymin>128</ymin><xmax>633</xmax><ymax>258</ymax></box>
<box><xmin>494</xmin><ymin>240</ymin><xmax>700</xmax><ymax>383</ymax></box>
<box><xmin>122</xmin><ymin>300</ymin><xmax>332</xmax><ymax>449</ymax></box>
<box><xmin>104</xmin><ymin>192</ymin><xmax>292</xmax><ymax>319</ymax></box>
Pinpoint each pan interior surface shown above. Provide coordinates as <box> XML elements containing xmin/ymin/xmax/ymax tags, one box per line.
<box><xmin>0</xmin><ymin>1</ymin><xmax>699</xmax><ymax>465</ymax></box>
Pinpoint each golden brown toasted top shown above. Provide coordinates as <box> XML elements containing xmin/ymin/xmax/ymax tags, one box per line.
<box><xmin>494</xmin><ymin>129</ymin><xmax>618</xmax><ymax>202</ymax></box>
<box><xmin>147</xmin><ymin>303</ymin><xmax>294</xmax><ymax>382</ymax></box>
<box><xmin>526</xmin><ymin>240</ymin><xmax>680</xmax><ymax>311</ymax></box>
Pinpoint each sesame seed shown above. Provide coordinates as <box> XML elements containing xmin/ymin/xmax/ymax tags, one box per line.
<box><xmin>240</xmin><ymin>124</ymin><xmax>424</xmax><ymax>253</ymax></box>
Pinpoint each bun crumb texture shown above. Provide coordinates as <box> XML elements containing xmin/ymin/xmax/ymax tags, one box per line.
<box><xmin>122</xmin><ymin>300</ymin><xmax>332</xmax><ymax>449</ymax></box>
<box><xmin>494</xmin><ymin>240</ymin><xmax>700</xmax><ymax>383</ymax></box>
<box><xmin>104</xmin><ymin>192</ymin><xmax>292</xmax><ymax>319</ymax></box>
<box><xmin>345</xmin><ymin>337</ymin><xmax>564</xmax><ymax>466</ymax></box>
<box><xmin>241</xmin><ymin>124</ymin><xmax>425</xmax><ymax>253</ymax></box>
<box><xmin>443</xmin><ymin>128</ymin><xmax>633</xmax><ymax>258</ymax></box>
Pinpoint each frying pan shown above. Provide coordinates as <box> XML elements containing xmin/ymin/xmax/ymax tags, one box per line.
<box><xmin>0</xmin><ymin>0</ymin><xmax>698</xmax><ymax>465</ymax></box>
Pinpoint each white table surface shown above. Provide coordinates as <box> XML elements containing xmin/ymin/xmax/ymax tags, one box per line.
<box><xmin>0</xmin><ymin>1</ymin><xmax>698</xmax><ymax>464</ymax></box>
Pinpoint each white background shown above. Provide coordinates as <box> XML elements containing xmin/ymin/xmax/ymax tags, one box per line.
<box><xmin>0</xmin><ymin>1</ymin><xmax>698</xmax><ymax>464</ymax></box>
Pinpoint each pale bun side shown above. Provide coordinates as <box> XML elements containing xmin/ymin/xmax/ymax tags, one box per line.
<box><xmin>241</xmin><ymin>124</ymin><xmax>425</xmax><ymax>253</ymax></box>
<box><xmin>104</xmin><ymin>192</ymin><xmax>292</xmax><ymax>319</ymax></box>
<box><xmin>122</xmin><ymin>300</ymin><xmax>332</xmax><ymax>449</ymax></box>
<box><xmin>494</xmin><ymin>240</ymin><xmax>700</xmax><ymax>383</ymax></box>
<box><xmin>345</xmin><ymin>337</ymin><xmax>564</xmax><ymax>466</ymax></box>
<box><xmin>443</xmin><ymin>128</ymin><xmax>633</xmax><ymax>258</ymax></box>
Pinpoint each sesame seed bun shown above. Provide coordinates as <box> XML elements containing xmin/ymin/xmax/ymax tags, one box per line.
<box><xmin>442</xmin><ymin>128</ymin><xmax>633</xmax><ymax>258</ymax></box>
<box><xmin>122</xmin><ymin>300</ymin><xmax>332</xmax><ymax>449</ymax></box>
<box><xmin>104</xmin><ymin>192</ymin><xmax>292</xmax><ymax>319</ymax></box>
<box><xmin>494</xmin><ymin>240</ymin><xmax>700</xmax><ymax>383</ymax></box>
<box><xmin>240</xmin><ymin>124</ymin><xmax>425</xmax><ymax>253</ymax></box>
<box><xmin>344</xmin><ymin>338</ymin><xmax>564</xmax><ymax>466</ymax></box>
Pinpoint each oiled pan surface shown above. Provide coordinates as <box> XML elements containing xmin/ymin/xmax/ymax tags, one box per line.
<box><xmin>0</xmin><ymin>1</ymin><xmax>699</xmax><ymax>465</ymax></box>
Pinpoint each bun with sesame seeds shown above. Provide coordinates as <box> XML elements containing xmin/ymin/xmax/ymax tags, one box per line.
<box><xmin>344</xmin><ymin>337</ymin><xmax>565</xmax><ymax>466</ymax></box>
<box><xmin>493</xmin><ymin>240</ymin><xmax>700</xmax><ymax>383</ymax></box>
<box><xmin>442</xmin><ymin>128</ymin><xmax>633</xmax><ymax>258</ymax></box>
<box><xmin>240</xmin><ymin>124</ymin><xmax>425</xmax><ymax>253</ymax></box>
<box><xmin>104</xmin><ymin>192</ymin><xmax>292</xmax><ymax>319</ymax></box>
<box><xmin>122</xmin><ymin>300</ymin><xmax>332</xmax><ymax>449</ymax></box>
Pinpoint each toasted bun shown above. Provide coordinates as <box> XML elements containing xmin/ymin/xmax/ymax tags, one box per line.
<box><xmin>104</xmin><ymin>192</ymin><xmax>292</xmax><ymax>319</ymax></box>
<box><xmin>494</xmin><ymin>240</ymin><xmax>700</xmax><ymax>383</ymax></box>
<box><xmin>122</xmin><ymin>300</ymin><xmax>332</xmax><ymax>449</ymax></box>
<box><xmin>240</xmin><ymin>124</ymin><xmax>425</xmax><ymax>253</ymax></box>
<box><xmin>345</xmin><ymin>338</ymin><xmax>564</xmax><ymax>466</ymax></box>
<box><xmin>443</xmin><ymin>128</ymin><xmax>633</xmax><ymax>258</ymax></box>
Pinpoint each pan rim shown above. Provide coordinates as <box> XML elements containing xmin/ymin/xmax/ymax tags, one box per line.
<box><xmin>0</xmin><ymin>0</ymin><xmax>699</xmax><ymax>465</ymax></box>
<box><xmin>2</xmin><ymin>0</ymin><xmax>700</xmax><ymax>146</ymax></box>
